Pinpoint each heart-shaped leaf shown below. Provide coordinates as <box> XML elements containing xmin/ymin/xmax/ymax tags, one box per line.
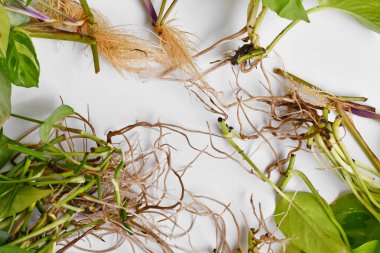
<box><xmin>0</xmin><ymin>186</ymin><xmax>52</xmax><ymax>219</ymax></box>
<box><xmin>274</xmin><ymin>192</ymin><xmax>350</xmax><ymax>253</ymax></box>
<box><xmin>6</xmin><ymin>27</ymin><xmax>39</xmax><ymax>88</ymax></box>
<box><xmin>0</xmin><ymin>5</ymin><xmax>10</xmax><ymax>58</ymax></box>
<box><xmin>263</xmin><ymin>0</ymin><xmax>310</xmax><ymax>22</ymax></box>
<box><xmin>331</xmin><ymin>193</ymin><xmax>380</xmax><ymax>248</ymax></box>
<box><xmin>319</xmin><ymin>0</ymin><xmax>380</xmax><ymax>33</ymax></box>
<box><xmin>40</xmin><ymin>105</ymin><xmax>75</xmax><ymax>143</ymax></box>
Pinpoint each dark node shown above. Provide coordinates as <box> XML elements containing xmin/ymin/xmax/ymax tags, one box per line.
<box><xmin>291</xmin><ymin>154</ymin><xmax>295</xmax><ymax>158</ymax></box>
<box><xmin>90</xmin><ymin>147</ymin><xmax>96</xmax><ymax>152</ymax></box>
<box><xmin>320</xmin><ymin>118</ymin><xmax>327</xmax><ymax>123</ymax></box>
<box><xmin>306</xmin><ymin>144</ymin><xmax>311</xmax><ymax>149</ymax></box>
<box><xmin>231</xmin><ymin>43</ymin><xmax>254</xmax><ymax>65</ymax></box>
<box><xmin>229</xmin><ymin>126</ymin><xmax>234</xmax><ymax>131</ymax></box>
<box><xmin>352</xmin><ymin>158</ymin><xmax>356</xmax><ymax>162</ymax></box>
<box><xmin>217</xmin><ymin>117</ymin><xmax>223</xmax><ymax>122</ymax></box>
<box><xmin>325</xmin><ymin>134</ymin><xmax>331</xmax><ymax>140</ymax></box>
<box><xmin>213</xmin><ymin>249</ymin><xmax>217</xmax><ymax>253</ymax></box>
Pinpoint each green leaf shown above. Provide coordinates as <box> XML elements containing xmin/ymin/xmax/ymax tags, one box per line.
<box><xmin>263</xmin><ymin>0</ymin><xmax>310</xmax><ymax>22</ymax></box>
<box><xmin>353</xmin><ymin>240</ymin><xmax>380</xmax><ymax>253</ymax></box>
<box><xmin>274</xmin><ymin>192</ymin><xmax>350</xmax><ymax>253</ymax></box>
<box><xmin>319</xmin><ymin>0</ymin><xmax>380</xmax><ymax>33</ymax></box>
<box><xmin>0</xmin><ymin>132</ymin><xmax>13</xmax><ymax>169</ymax></box>
<box><xmin>0</xmin><ymin>5</ymin><xmax>10</xmax><ymax>58</ymax></box>
<box><xmin>0</xmin><ymin>230</ymin><xmax>8</xmax><ymax>246</ymax></box>
<box><xmin>331</xmin><ymin>193</ymin><xmax>380</xmax><ymax>248</ymax></box>
<box><xmin>6</xmin><ymin>27</ymin><xmax>39</xmax><ymax>88</ymax></box>
<box><xmin>0</xmin><ymin>66</ymin><xmax>11</xmax><ymax>129</ymax></box>
<box><xmin>0</xmin><ymin>246</ymin><xmax>31</xmax><ymax>253</ymax></box>
<box><xmin>40</xmin><ymin>105</ymin><xmax>75</xmax><ymax>143</ymax></box>
<box><xmin>0</xmin><ymin>186</ymin><xmax>52</xmax><ymax>219</ymax></box>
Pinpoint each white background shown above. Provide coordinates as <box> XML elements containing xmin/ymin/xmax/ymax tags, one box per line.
<box><xmin>5</xmin><ymin>0</ymin><xmax>380</xmax><ymax>252</ymax></box>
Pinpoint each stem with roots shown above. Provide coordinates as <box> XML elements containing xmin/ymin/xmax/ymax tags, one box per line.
<box><xmin>25</xmin><ymin>29</ymin><xmax>100</xmax><ymax>73</ymax></box>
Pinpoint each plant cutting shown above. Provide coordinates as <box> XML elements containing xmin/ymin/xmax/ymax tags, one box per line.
<box><xmin>142</xmin><ymin>0</ymin><xmax>200</xmax><ymax>78</ymax></box>
<box><xmin>171</xmin><ymin>0</ymin><xmax>380</xmax><ymax>77</ymax></box>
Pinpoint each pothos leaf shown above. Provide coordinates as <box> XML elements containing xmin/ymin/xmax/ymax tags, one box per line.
<box><xmin>0</xmin><ymin>5</ymin><xmax>10</xmax><ymax>59</ymax></box>
<box><xmin>274</xmin><ymin>192</ymin><xmax>350</xmax><ymax>253</ymax></box>
<box><xmin>0</xmin><ymin>65</ymin><xmax>11</xmax><ymax>129</ymax></box>
<box><xmin>0</xmin><ymin>186</ymin><xmax>52</xmax><ymax>219</ymax></box>
<box><xmin>0</xmin><ymin>246</ymin><xmax>31</xmax><ymax>253</ymax></box>
<box><xmin>0</xmin><ymin>132</ymin><xmax>13</xmax><ymax>169</ymax></box>
<box><xmin>40</xmin><ymin>105</ymin><xmax>75</xmax><ymax>143</ymax></box>
<box><xmin>352</xmin><ymin>240</ymin><xmax>380</xmax><ymax>253</ymax></box>
<box><xmin>319</xmin><ymin>0</ymin><xmax>380</xmax><ymax>33</ymax></box>
<box><xmin>331</xmin><ymin>193</ymin><xmax>380</xmax><ymax>248</ymax></box>
<box><xmin>6</xmin><ymin>27</ymin><xmax>40</xmax><ymax>88</ymax></box>
<box><xmin>263</xmin><ymin>0</ymin><xmax>310</xmax><ymax>22</ymax></box>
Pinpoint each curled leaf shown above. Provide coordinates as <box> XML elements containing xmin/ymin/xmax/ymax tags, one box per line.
<box><xmin>40</xmin><ymin>105</ymin><xmax>75</xmax><ymax>143</ymax></box>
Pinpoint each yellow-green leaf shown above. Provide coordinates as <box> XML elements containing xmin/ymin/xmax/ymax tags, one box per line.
<box><xmin>274</xmin><ymin>192</ymin><xmax>350</xmax><ymax>253</ymax></box>
<box><xmin>0</xmin><ymin>186</ymin><xmax>52</xmax><ymax>219</ymax></box>
<box><xmin>40</xmin><ymin>105</ymin><xmax>75</xmax><ymax>143</ymax></box>
<box><xmin>319</xmin><ymin>0</ymin><xmax>380</xmax><ymax>33</ymax></box>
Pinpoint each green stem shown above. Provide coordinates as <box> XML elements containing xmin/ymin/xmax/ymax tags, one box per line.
<box><xmin>274</xmin><ymin>69</ymin><xmax>368</xmax><ymax>102</ymax></box>
<box><xmin>264</xmin><ymin>7</ymin><xmax>325</xmax><ymax>57</ymax></box>
<box><xmin>278</xmin><ymin>154</ymin><xmax>295</xmax><ymax>191</ymax></box>
<box><xmin>218</xmin><ymin>119</ymin><xmax>289</xmax><ymax>201</ymax></box>
<box><xmin>26</xmin><ymin>30</ymin><xmax>100</xmax><ymax>73</ymax></box>
<box><xmin>79</xmin><ymin>0</ymin><xmax>94</xmax><ymax>24</ymax></box>
<box><xmin>252</xmin><ymin>6</ymin><xmax>268</xmax><ymax>40</ymax></box>
<box><xmin>6</xmin><ymin>214</ymin><xmax>71</xmax><ymax>247</ymax></box>
<box><xmin>336</xmin><ymin>105</ymin><xmax>380</xmax><ymax>172</ymax></box>
<box><xmin>160</xmin><ymin>0</ymin><xmax>178</xmax><ymax>25</ymax></box>
<box><xmin>156</xmin><ymin>0</ymin><xmax>167</xmax><ymax>25</ymax></box>
<box><xmin>59</xmin><ymin>178</ymin><xmax>96</xmax><ymax>204</ymax></box>
<box><xmin>28</xmin><ymin>219</ymin><xmax>103</xmax><ymax>251</ymax></box>
<box><xmin>7</xmin><ymin>144</ymin><xmax>49</xmax><ymax>162</ymax></box>
<box><xmin>11</xmin><ymin>113</ymin><xmax>81</xmax><ymax>134</ymax></box>
<box><xmin>332</xmin><ymin>118</ymin><xmax>380</xmax><ymax>209</ymax></box>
